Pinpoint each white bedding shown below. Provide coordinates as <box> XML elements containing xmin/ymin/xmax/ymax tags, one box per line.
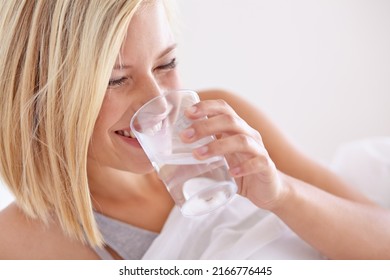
<box><xmin>0</xmin><ymin>181</ymin><xmax>13</xmax><ymax>210</ymax></box>
<box><xmin>0</xmin><ymin>137</ymin><xmax>389</xmax><ymax>259</ymax></box>
<box><xmin>143</xmin><ymin>195</ymin><xmax>324</xmax><ymax>259</ymax></box>
<box><xmin>331</xmin><ymin>137</ymin><xmax>390</xmax><ymax>208</ymax></box>
<box><xmin>143</xmin><ymin>137</ymin><xmax>390</xmax><ymax>259</ymax></box>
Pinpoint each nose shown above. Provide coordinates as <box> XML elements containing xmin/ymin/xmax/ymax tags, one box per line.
<box><xmin>130</xmin><ymin>76</ymin><xmax>172</xmax><ymax>133</ymax></box>
<box><xmin>139</xmin><ymin>74</ymin><xmax>165</xmax><ymax>106</ymax></box>
<box><xmin>134</xmin><ymin>74</ymin><xmax>169</xmax><ymax>115</ymax></box>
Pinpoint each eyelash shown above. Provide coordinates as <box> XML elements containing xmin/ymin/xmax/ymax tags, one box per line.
<box><xmin>108</xmin><ymin>58</ymin><xmax>177</xmax><ymax>87</ymax></box>
<box><xmin>108</xmin><ymin>77</ymin><xmax>128</xmax><ymax>87</ymax></box>
<box><xmin>157</xmin><ymin>58</ymin><xmax>177</xmax><ymax>70</ymax></box>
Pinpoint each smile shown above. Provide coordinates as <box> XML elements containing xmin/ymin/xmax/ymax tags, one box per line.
<box><xmin>115</xmin><ymin>130</ymin><xmax>137</xmax><ymax>139</ymax></box>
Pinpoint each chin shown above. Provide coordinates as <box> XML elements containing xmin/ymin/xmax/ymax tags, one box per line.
<box><xmin>125</xmin><ymin>161</ymin><xmax>155</xmax><ymax>174</ymax></box>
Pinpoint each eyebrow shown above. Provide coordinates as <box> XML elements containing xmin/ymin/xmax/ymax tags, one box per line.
<box><xmin>113</xmin><ymin>43</ymin><xmax>178</xmax><ymax>70</ymax></box>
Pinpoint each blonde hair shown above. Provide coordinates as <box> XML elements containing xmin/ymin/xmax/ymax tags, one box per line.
<box><xmin>0</xmin><ymin>0</ymin><xmax>147</xmax><ymax>246</ymax></box>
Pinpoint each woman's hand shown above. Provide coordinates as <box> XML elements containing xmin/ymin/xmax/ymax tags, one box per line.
<box><xmin>180</xmin><ymin>99</ymin><xmax>286</xmax><ymax>210</ymax></box>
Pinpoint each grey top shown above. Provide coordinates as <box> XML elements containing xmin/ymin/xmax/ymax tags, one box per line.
<box><xmin>93</xmin><ymin>211</ymin><xmax>159</xmax><ymax>260</ymax></box>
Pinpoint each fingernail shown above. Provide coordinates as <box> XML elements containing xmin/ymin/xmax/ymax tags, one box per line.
<box><xmin>183</xmin><ymin>128</ymin><xmax>195</xmax><ymax>139</ymax></box>
<box><xmin>196</xmin><ymin>145</ymin><xmax>208</xmax><ymax>155</ymax></box>
<box><xmin>187</xmin><ymin>106</ymin><xmax>197</xmax><ymax>114</ymax></box>
<box><xmin>230</xmin><ymin>167</ymin><xmax>241</xmax><ymax>176</ymax></box>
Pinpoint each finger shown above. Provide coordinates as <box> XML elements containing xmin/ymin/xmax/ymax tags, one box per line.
<box><xmin>180</xmin><ymin>113</ymin><xmax>251</xmax><ymax>143</ymax></box>
<box><xmin>229</xmin><ymin>154</ymin><xmax>276</xmax><ymax>178</ymax></box>
<box><xmin>185</xmin><ymin>99</ymin><xmax>237</xmax><ymax>119</ymax></box>
<box><xmin>192</xmin><ymin>133</ymin><xmax>263</xmax><ymax>160</ymax></box>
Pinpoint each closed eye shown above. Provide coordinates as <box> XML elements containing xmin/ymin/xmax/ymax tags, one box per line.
<box><xmin>156</xmin><ymin>58</ymin><xmax>177</xmax><ymax>71</ymax></box>
<box><xmin>108</xmin><ymin>77</ymin><xmax>128</xmax><ymax>88</ymax></box>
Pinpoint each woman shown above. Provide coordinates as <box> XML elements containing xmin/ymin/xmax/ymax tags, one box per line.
<box><xmin>0</xmin><ymin>0</ymin><xmax>388</xmax><ymax>259</ymax></box>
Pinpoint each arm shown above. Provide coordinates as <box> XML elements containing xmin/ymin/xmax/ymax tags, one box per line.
<box><xmin>273</xmin><ymin>173</ymin><xmax>390</xmax><ymax>259</ymax></box>
<box><xmin>0</xmin><ymin>203</ymin><xmax>100</xmax><ymax>259</ymax></box>
<box><xmin>199</xmin><ymin>89</ymin><xmax>373</xmax><ymax>204</ymax></box>
<box><xmin>190</xmin><ymin>89</ymin><xmax>390</xmax><ymax>259</ymax></box>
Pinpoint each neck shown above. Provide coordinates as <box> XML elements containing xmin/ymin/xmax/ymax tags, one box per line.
<box><xmin>88</xmin><ymin>168</ymin><xmax>174</xmax><ymax>233</ymax></box>
<box><xmin>89</xmin><ymin>168</ymin><xmax>159</xmax><ymax>200</ymax></box>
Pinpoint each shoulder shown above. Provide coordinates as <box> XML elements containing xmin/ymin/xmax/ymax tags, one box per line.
<box><xmin>198</xmin><ymin>88</ymin><xmax>245</xmax><ymax>105</ymax></box>
<box><xmin>0</xmin><ymin>203</ymin><xmax>36</xmax><ymax>259</ymax></box>
<box><xmin>198</xmin><ymin>88</ymin><xmax>272</xmax><ymax>122</ymax></box>
<box><xmin>197</xmin><ymin>88</ymin><xmax>281</xmax><ymax>143</ymax></box>
<box><xmin>0</xmin><ymin>203</ymin><xmax>99</xmax><ymax>259</ymax></box>
<box><xmin>198</xmin><ymin>88</ymin><xmax>270</xmax><ymax>122</ymax></box>
<box><xmin>196</xmin><ymin>89</ymin><xmax>370</xmax><ymax>202</ymax></box>
<box><xmin>196</xmin><ymin>89</ymin><xmax>322</xmax><ymax>182</ymax></box>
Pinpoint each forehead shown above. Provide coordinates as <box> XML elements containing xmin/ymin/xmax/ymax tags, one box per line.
<box><xmin>119</xmin><ymin>1</ymin><xmax>175</xmax><ymax>63</ymax></box>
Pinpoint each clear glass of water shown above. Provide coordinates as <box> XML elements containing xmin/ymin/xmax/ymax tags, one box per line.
<box><xmin>130</xmin><ymin>89</ymin><xmax>237</xmax><ymax>216</ymax></box>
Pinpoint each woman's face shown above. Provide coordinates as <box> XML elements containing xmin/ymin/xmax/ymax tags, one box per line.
<box><xmin>88</xmin><ymin>1</ymin><xmax>180</xmax><ymax>174</ymax></box>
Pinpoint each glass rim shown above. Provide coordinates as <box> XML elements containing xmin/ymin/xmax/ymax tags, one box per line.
<box><xmin>129</xmin><ymin>89</ymin><xmax>198</xmax><ymax>131</ymax></box>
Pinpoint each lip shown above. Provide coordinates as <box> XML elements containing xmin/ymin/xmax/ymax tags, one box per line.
<box><xmin>114</xmin><ymin>129</ymin><xmax>142</xmax><ymax>148</ymax></box>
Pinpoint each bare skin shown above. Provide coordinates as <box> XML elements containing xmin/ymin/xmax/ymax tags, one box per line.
<box><xmin>1</xmin><ymin>1</ymin><xmax>389</xmax><ymax>260</ymax></box>
<box><xmin>0</xmin><ymin>89</ymin><xmax>389</xmax><ymax>259</ymax></box>
<box><xmin>0</xmin><ymin>203</ymin><xmax>99</xmax><ymax>259</ymax></box>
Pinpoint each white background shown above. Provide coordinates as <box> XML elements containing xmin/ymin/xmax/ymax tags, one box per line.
<box><xmin>175</xmin><ymin>0</ymin><xmax>390</xmax><ymax>163</ymax></box>
<box><xmin>1</xmin><ymin>0</ymin><xmax>390</xmax><ymax>207</ymax></box>
<box><xmin>0</xmin><ymin>260</ymin><xmax>389</xmax><ymax>279</ymax></box>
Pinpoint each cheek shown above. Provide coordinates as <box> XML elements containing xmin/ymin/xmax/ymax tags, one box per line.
<box><xmin>94</xmin><ymin>101</ymin><xmax>113</xmax><ymax>130</ymax></box>
<box><xmin>88</xmin><ymin>118</ymin><xmax>110</xmax><ymax>157</ymax></box>
<box><xmin>91</xmin><ymin>96</ymin><xmax>121</xmax><ymax>139</ymax></box>
<box><xmin>88</xmin><ymin>102</ymin><xmax>117</xmax><ymax>159</ymax></box>
<box><xmin>159</xmin><ymin>71</ymin><xmax>181</xmax><ymax>89</ymax></box>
